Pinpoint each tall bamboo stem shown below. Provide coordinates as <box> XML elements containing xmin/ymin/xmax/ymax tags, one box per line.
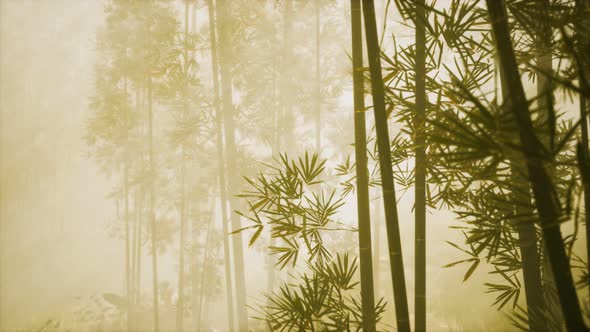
<box><xmin>351</xmin><ymin>0</ymin><xmax>376</xmax><ymax>329</ymax></box>
<box><xmin>486</xmin><ymin>1</ymin><xmax>587</xmax><ymax>330</ymax></box>
<box><xmin>414</xmin><ymin>1</ymin><xmax>427</xmax><ymax>330</ymax></box>
<box><xmin>361</xmin><ymin>1</ymin><xmax>411</xmax><ymax>331</ymax></box>
<box><xmin>207</xmin><ymin>0</ymin><xmax>236</xmax><ymax>330</ymax></box>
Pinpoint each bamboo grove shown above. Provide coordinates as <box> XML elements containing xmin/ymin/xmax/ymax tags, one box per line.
<box><xmin>70</xmin><ymin>0</ymin><xmax>590</xmax><ymax>331</ymax></box>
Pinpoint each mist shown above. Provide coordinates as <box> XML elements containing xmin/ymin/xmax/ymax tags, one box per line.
<box><xmin>1</xmin><ymin>0</ymin><xmax>589</xmax><ymax>331</ymax></box>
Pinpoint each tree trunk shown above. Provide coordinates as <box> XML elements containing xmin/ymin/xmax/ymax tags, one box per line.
<box><xmin>129</xmin><ymin>86</ymin><xmax>139</xmax><ymax>332</ymax></box>
<box><xmin>536</xmin><ymin>0</ymin><xmax>553</xmax><ymax>152</ymax></box>
<box><xmin>196</xmin><ymin>198</ymin><xmax>215</xmax><ymax>331</ymax></box>
<box><xmin>123</xmin><ymin>77</ymin><xmax>132</xmax><ymax>332</ymax></box>
<box><xmin>361</xmin><ymin>1</ymin><xmax>411</xmax><ymax>331</ymax></box>
<box><xmin>175</xmin><ymin>2</ymin><xmax>190</xmax><ymax>330</ymax></box>
<box><xmin>215</xmin><ymin>0</ymin><xmax>250</xmax><ymax>323</ymax></box>
<box><xmin>281</xmin><ymin>0</ymin><xmax>294</xmax><ymax>153</ymax></box>
<box><xmin>134</xmin><ymin>88</ymin><xmax>146</xmax><ymax>332</ymax></box>
<box><xmin>131</xmin><ymin>185</ymin><xmax>137</xmax><ymax>332</ymax></box>
<box><xmin>147</xmin><ymin>12</ymin><xmax>160</xmax><ymax>328</ymax></box>
<box><xmin>134</xmin><ymin>84</ymin><xmax>144</xmax><ymax>331</ymax></box>
<box><xmin>486</xmin><ymin>1</ymin><xmax>587</xmax><ymax>330</ymax></box>
<box><xmin>136</xmin><ymin>188</ymin><xmax>143</xmax><ymax>310</ymax></box>
<box><xmin>534</xmin><ymin>1</ymin><xmax>566</xmax><ymax>327</ymax></box>
<box><xmin>315</xmin><ymin>0</ymin><xmax>321</xmax><ymax>152</ymax></box>
<box><xmin>509</xmin><ymin>159</ymin><xmax>546</xmax><ymax>331</ymax></box>
<box><xmin>414</xmin><ymin>1</ymin><xmax>427</xmax><ymax>330</ymax></box>
<box><xmin>351</xmin><ymin>0</ymin><xmax>376</xmax><ymax>330</ymax></box>
<box><xmin>175</xmin><ymin>156</ymin><xmax>186</xmax><ymax>331</ymax></box>
<box><xmin>131</xmin><ymin>184</ymin><xmax>142</xmax><ymax>332</ymax></box>
<box><xmin>268</xmin><ymin>54</ymin><xmax>279</xmax><ymax>300</ymax></box>
<box><xmin>207</xmin><ymin>0</ymin><xmax>236</xmax><ymax>330</ymax></box>
<box><xmin>496</xmin><ymin>52</ymin><xmax>546</xmax><ymax>330</ymax></box>
<box><xmin>373</xmin><ymin>200</ymin><xmax>381</xmax><ymax>296</ymax></box>
<box><xmin>575</xmin><ymin>0</ymin><xmax>590</xmax><ymax>299</ymax></box>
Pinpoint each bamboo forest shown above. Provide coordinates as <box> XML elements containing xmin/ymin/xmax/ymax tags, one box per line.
<box><xmin>4</xmin><ymin>0</ymin><xmax>590</xmax><ymax>331</ymax></box>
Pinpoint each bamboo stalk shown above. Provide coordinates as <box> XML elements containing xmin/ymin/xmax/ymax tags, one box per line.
<box><xmin>315</xmin><ymin>0</ymin><xmax>321</xmax><ymax>152</ymax></box>
<box><xmin>496</xmin><ymin>53</ymin><xmax>545</xmax><ymax>330</ymax></box>
<box><xmin>414</xmin><ymin>0</ymin><xmax>427</xmax><ymax>330</ymax></box>
<box><xmin>351</xmin><ymin>0</ymin><xmax>376</xmax><ymax>330</ymax></box>
<box><xmin>146</xmin><ymin>3</ymin><xmax>160</xmax><ymax>326</ymax></box>
<box><xmin>175</xmin><ymin>1</ymin><xmax>190</xmax><ymax>329</ymax></box>
<box><xmin>207</xmin><ymin>0</ymin><xmax>236</xmax><ymax>330</ymax></box>
<box><xmin>361</xmin><ymin>1</ymin><xmax>411</xmax><ymax>331</ymax></box>
<box><xmin>486</xmin><ymin>1</ymin><xmax>587</xmax><ymax>330</ymax></box>
<box><xmin>574</xmin><ymin>0</ymin><xmax>590</xmax><ymax>299</ymax></box>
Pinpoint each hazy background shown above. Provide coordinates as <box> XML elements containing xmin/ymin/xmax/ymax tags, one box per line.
<box><xmin>0</xmin><ymin>0</ymin><xmax>522</xmax><ymax>330</ymax></box>
<box><xmin>0</xmin><ymin>0</ymin><xmax>121</xmax><ymax>328</ymax></box>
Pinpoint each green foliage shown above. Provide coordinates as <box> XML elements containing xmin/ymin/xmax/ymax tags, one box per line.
<box><xmin>236</xmin><ymin>152</ymin><xmax>354</xmax><ymax>269</ymax></box>
<box><xmin>378</xmin><ymin>0</ymin><xmax>590</xmax><ymax>329</ymax></box>
<box><xmin>257</xmin><ymin>253</ymin><xmax>387</xmax><ymax>331</ymax></box>
<box><xmin>79</xmin><ymin>0</ymin><xmax>590</xmax><ymax>330</ymax></box>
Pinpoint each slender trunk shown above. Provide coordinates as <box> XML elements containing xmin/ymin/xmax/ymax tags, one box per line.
<box><xmin>351</xmin><ymin>0</ymin><xmax>376</xmax><ymax>330</ymax></box>
<box><xmin>147</xmin><ymin>17</ymin><xmax>160</xmax><ymax>329</ymax></box>
<box><xmin>131</xmin><ymin>86</ymin><xmax>142</xmax><ymax>332</ymax></box>
<box><xmin>510</xmin><ymin>156</ymin><xmax>546</xmax><ymax>330</ymax></box>
<box><xmin>536</xmin><ymin>0</ymin><xmax>553</xmax><ymax>152</ymax></box>
<box><xmin>175</xmin><ymin>2</ymin><xmax>190</xmax><ymax>330</ymax></box>
<box><xmin>131</xmin><ymin>184</ymin><xmax>140</xmax><ymax>332</ymax></box>
<box><xmin>207</xmin><ymin>0</ymin><xmax>236</xmax><ymax>330</ymax></box>
<box><xmin>188</xmin><ymin>4</ymin><xmax>200</xmax><ymax>330</ymax></box>
<box><xmin>132</xmin><ymin>162</ymin><xmax>142</xmax><ymax>331</ymax></box>
<box><xmin>373</xmin><ymin>200</ymin><xmax>381</xmax><ymax>294</ymax></box>
<box><xmin>136</xmin><ymin>188</ymin><xmax>142</xmax><ymax>309</ymax></box>
<box><xmin>267</xmin><ymin>55</ymin><xmax>279</xmax><ymax>298</ymax></box>
<box><xmin>414</xmin><ymin>1</ymin><xmax>427</xmax><ymax>331</ymax></box>
<box><xmin>535</xmin><ymin>1</ymin><xmax>565</xmax><ymax>326</ymax></box>
<box><xmin>497</xmin><ymin>53</ymin><xmax>546</xmax><ymax>330</ymax></box>
<box><xmin>131</xmin><ymin>186</ymin><xmax>137</xmax><ymax>331</ymax></box>
<box><xmin>216</xmin><ymin>0</ymin><xmax>250</xmax><ymax>324</ymax></box>
<box><xmin>582</xmin><ymin>78</ymin><xmax>590</xmax><ymax>300</ymax></box>
<box><xmin>281</xmin><ymin>0</ymin><xmax>294</xmax><ymax>153</ymax></box>
<box><xmin>315</xmin><ymin>0</ymin><xmax>321</xmax><ymax>152</ymax></box>
<box><xmin>575</xmin><ymin>0</ymin><xmax>590</xmax><ymax>298</ymax></box>
<box><xmin>175</xmin><ymin>155</ymin><xmax>186</xmax><ymax>331</ymax></box>
<box><xmin>197</xmin><ymin>198</ymin><xmax>215</xmax><ymax>330</ymax></box>
<box><xmin>361</xmin><ymin>1</ymin><xmax>411</xmax><ymax>331</ymax></box>
<box><xmin>486</xmin><ymin>1</ymin><xmax>587</xmax><ymax>330</ymax></box>
<box><xmin>135</xmin><ymin>84</ymin><xmax>145</xmax><ymax>320</ymax></box>
<box><xmin>519</xmin><ymin>221</ymin><xmax>545</xmax><ymax>327</ymax></box>
<box><xmin>124</xmin><ymin>77</ymin><xmax>132</xmax><ymax>332</ymax></box>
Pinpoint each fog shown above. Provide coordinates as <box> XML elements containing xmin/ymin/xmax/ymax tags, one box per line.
<box><xmin>1</xmin><ymin>0</ymin><xmax>587</xmax><ymax>331</ymax></box>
